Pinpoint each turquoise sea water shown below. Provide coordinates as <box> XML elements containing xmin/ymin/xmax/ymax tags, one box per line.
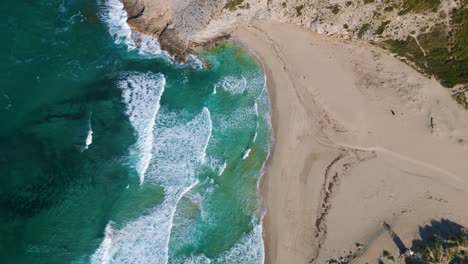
<box><xmin>1</xmin><ymin>0</ymin><xmax>270</xmax><ymax>263</ymax></box>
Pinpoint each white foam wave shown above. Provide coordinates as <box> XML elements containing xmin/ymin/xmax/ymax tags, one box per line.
<box><xmin>202</xmin><ymin>157</ymin><xmax>227</xmax><ymax>177</ymax></box>
<box><xmin>214</xmin><ymin>107</ymin><xmax>256</xmax><ymax>131</ymax></box>
<box><xmin>173</xmin><ymin>254</ymin><xmax>212</xmax><ymax>264</ymax></box>
<box><xmin>253</xmin><ymin>131</ymin><xmax>258</xmax><ymax>143</ymax></box>
<box><xmin>217</xmin><ymin>224</ymin><xmax>264</xmax><ymax>264</ymax></box>
<box><xmin>92</xmin><ymin>108</ymin><xmax>212</xmax><ymax>263</ymax></box>
<box><xmin>92</xmin><ymin>223</ymin><xmax>114</xmax><ymax>264</ymax></box>
<box><xmin>98</xmin><ymin>0</ymin><xmax>211</xmax><ymax>65</ymax></box>
<box><xmin>98</xmin><ymin>0</ymin><xmax>165</xmax><ymax>57</ymax></box>
<box><xmin>218</xmin><ymin>161</ymin><xmax>227</xmax><ymax>176</ymax></box>
<box><xmin>82</xmin><ymin>114</ymin><xmax>93</xmax><ymax>152</ymax></box>
<box><xmin>242</xmin><ymin>149</ymin><xmax>251</xmax><ymax>160</ymax></box>
<box><xmin>186</xmin><ymin>54</ymin><xmax>204</xmax><ymax>69</ymax></box>
<box><xmin>85</xmin><ymin>128</ymin><xmax>93</xmax><ymax>148</ymax></box>
<box><xmin>221</xmin><ymin>76</ymin><xmax>247</xmax><ymax>95</ymax></box>
<box><xmin>171</xmin><ymin>224</ymin><xmax>264</xmax><ymax>264</ymax></box>
<box><xmin>98</xmin><ymin>0</ymin><xmax>135</xmax><ymax>49</ymax></box>
<box><xmin>201</xmin><ymin>108</ymin><xmax>212</xmax><ymax>164</ymax></box>
<box><xmin>253</xmin><ymin>102</ymin><xmax>260</xmax><ymax>143</ymax></box>
<box><xmin>118</xmin><ymin>72</ymin><xmax>165</xmax><ymax>184</ymax></box>
<box><xmin>131</xmin><ymin>31</ymin><xmax>163</xmax><ymax>56</ymax></box>
<box><xmin>91</xmin><ymin>180</ymin><xmax>198</xmax><ymax>264</ymax></box>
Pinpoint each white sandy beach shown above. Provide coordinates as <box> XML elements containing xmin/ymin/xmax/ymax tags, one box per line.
<box><xmin>233</xmin><ymin>22</ymin><xmax>468</xmax><ymax>263</ymax></box>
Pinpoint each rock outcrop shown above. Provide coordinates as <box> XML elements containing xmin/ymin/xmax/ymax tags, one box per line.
<box><xmin>120</xmin><ymin>0</ymin><xmax>467</xmax><ymax>104</ymax></box>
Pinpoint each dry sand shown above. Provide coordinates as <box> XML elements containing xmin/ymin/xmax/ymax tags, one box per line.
<box><xmin>233</xmin><ymin>21</ymin><xmax>468</xmax><ymax>263</ymax></box>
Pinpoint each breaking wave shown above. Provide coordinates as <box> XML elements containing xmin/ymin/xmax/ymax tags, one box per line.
<box><xmin>118</xmin><ymin>72</ymin><xmax>166</xmax><ymax>184</ymax></box>
<box><xmin>82</xmin><ymin>113</ymin><xmax>93</xmax><ymax>152</ymax></box>
<box><xmin>97</xmin><ymin>0</ymin><xmax>163</xmax><ymax>56</ymax></box>
<box><xmin>242</xmin><ymin>149</ymin><xmax>251</xmax><ymax>160</ymax></box>
<box><xmin>91</xmin><ymin>107</ymin><xmax>212</xmax><ymax>264</ymax></box>
<box><xmin>170</xmin><ymin>223</ymin><xmax>265</xmax><ymax>264</ymax></box>
<box><xmin>97</xmin><ymin>0</ymin><xmax>134</xmax><ymax>48</ymax></box>
<box><xmin>217</xmin><ymin>224</ymin><xmax>265</xmax><ymax>264</ymax></box>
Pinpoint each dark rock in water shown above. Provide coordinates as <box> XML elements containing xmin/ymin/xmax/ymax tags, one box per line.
<box><xmin>119</xmin><ymin>0</ymin><xmax>191</xmax><ymax>61</ymax></box>
<box><xmin>119</xmin><ymin>0</ymin><xmax>228</xmax><ymax>62</ymax></box>
<box><xmin>159</xmin><ymin>27</ymin><xmax>192</xmax><ymax>62</ymax></box>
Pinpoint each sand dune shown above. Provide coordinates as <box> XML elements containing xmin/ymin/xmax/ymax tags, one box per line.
<box><xmin>233</xmin><ymin>21</ymin><xmax>468</xmax><ymax>263</ymax></box>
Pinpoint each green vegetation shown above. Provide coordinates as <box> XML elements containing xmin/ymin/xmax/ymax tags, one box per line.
<box><xmin>382</xmin><ymin>250</ymin><xmax>395</xmax><ymax>261</ymax></box>
<box><xmin>453</xmin><ymin>92</ymin><xmax>468</xmax><ymax>109</ymax></box>
<box><xmin>364</xmin><ymin>0</ymin><xmax>375</xmax><ymax>4</ymax></box>
<box><xmin>383</xmin><ymin>6</ymin><xmax>394</xmax><ymax>12</ymax></box>
<box><xmin>381</xmin><ymin>37</ymin><xmax>425</xmax><ymax>68</ymax></box>
<box><xmin>295</xmin><ymin>4</ymin><xmax>305</xmax><ymax>16</ymax></box>
<box><xmin>343</xmin><ymin>24</ymin><xmax>349</xmax><ymax>30</ymax></box>
<box><xmin>398</xmin><ymin>0</ymin><xmax>441</xmax><ymax>15</ymax></box>
<box><xmin>381</xmin><ymin>7</ymin><xmax>468</xmax><ymax>91</ymax></box>
<box><xmin>358</xmin><ymin>23</ymin><xmax>370</xmax><ymax>38</ymax></box>
<box><xmin>410</xmin><ymin>230</ymin><xmax>468</xmax><ymax>263</ymax></box>
<box><xmin>327</xmin><ymin>4</ymin><xmax>340</xmax><ymax>15</ymax></box>
<box><xmin>224</xmin><ymin>0</ymin><xmax>244</xmax><ymax>11</ymax></box>
<box><xmin>376</xmin><ymin>20</ymin><xmax>390</xmax><ymax>35</ymax></box>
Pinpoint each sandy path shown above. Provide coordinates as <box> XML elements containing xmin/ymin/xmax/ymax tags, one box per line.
<box><xmin>233</xmin><ymin>22</ymin><xmax>468</xmax><ymax>263</ymax></box>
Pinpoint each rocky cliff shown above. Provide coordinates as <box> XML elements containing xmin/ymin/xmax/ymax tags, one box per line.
<box><xmin>121</xmin><ymin>0</ymin><xmax>467</xmax><ymax>106</ymax></box>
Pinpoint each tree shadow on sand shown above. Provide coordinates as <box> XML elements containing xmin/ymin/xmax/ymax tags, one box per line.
<box><xmin>383</xmin><ymin>221</ymin><xmax>408</xmax><ymax>255</ymax></box>
<box><xmin>404</xmin><ymin>219</ymin><xmax>468</xmax><ymax>264</ymax></box>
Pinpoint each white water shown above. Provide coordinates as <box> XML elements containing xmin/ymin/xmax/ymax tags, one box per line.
<box><xmin>92</xmin><ymin>108</ymin><xmax>212</xmax><ymax>264</ymax></box>
<box><xmin>201</xmin><ymin>108</ymin><xmax>212</xmax><ymax>164</ymax></box>
<box><xmin>93</xmin><ymin>223</ymin><xmax>114</xmax><ymax>264</ymax></box>
<box><xmin>217</xmin><ymin>223</ymin><xmax>265</xmax><ymax>264</ymax></box>
<box><xmin>253</xmin><ymin>102</ymin><xmax>259</xmax><ymax>142</ymax></box>
<box><xmin>98</xmin><ymin>0</ymin><xmax>165</xmax><ymax>57</ymax></box>
<box><xmin>98</xmin><ymin>0</ymin><xmax>135</xmax><ymax>49</ymax></box>
<box><xmin>242</xmin><ymin>149</ymin><xmax>251</xmax><ymax>160</ymax></box>
<box><xmin>171</xmin><ymin>223</ymin><xmax>265</xmax><ymax>264</ymax></box>
<box><xmin>82</xmin><ymin>114</ymin><xmax>93</xmax><ymax>152</ymax></box>
<box><xmin>186</xmin><ymin>54</ymin><xmax>204</xmax><ymax>69</ymax></box>
<box><xmin>221</xmin><ymin>76</ymin><xmax>247</xmax><ymax>95</ymax></box>
<box><xmin>95</xmin><ymin>4</ymin><xmax>270</xmax><ymax>260</ymax></box>
<box><xmin>214</xmin><ymin>106</ymin><xmax>257</xmax><ymax>131</ymax></box>
<box><xmin>118</xmin><ymin>72</ymin><xmax>165</xmax><ymax>184</ymax></box>
<box><xmin>218</xmin><ymin>160</ymin><xmax>227</xmax><ymax>176</ymax></box>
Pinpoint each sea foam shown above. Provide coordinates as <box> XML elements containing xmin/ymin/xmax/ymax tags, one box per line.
<box><xmin>171</xmin><ymin>223</ymin><xmax>264</xmax><ymax>264</ymax></box>
<box><xmin>118</xmin><ymin>72</ymin><xmax>165</xmax><ymax>184</ymax></box>
<box><xmin>217</xmin><ymin>223</ymin><xmax>265</xmax><ymax>264</ymax></box>
<box><xmin>242</xmin><ymin>149</ymin><xmax>251</xmax><ymax>160</ymax></box>
<box><xmin>98</xmin><ymin>0</ymin><xmax>164</xmax><ymax>56</ymax></box>
<box><xmin>82</xmin><ymin>114</ymin><xmax>93</xmax><ymax>152</ymax></box>
<box><xmin>98</xmin><ymin>0</ymin><xmax>134</xmax><ymax>49</ymax></box>
<box><xmin>92</xmin><ymin>107</ymin><xmax>213</xmax><ymax>264</ymax></box>
<box><xmin>221</xmin><ymin>76</ymin><xmax>247</xmax><ymax>95</ymax></box>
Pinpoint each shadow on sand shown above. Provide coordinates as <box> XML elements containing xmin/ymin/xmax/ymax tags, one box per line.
<box><xmin>384</xmin><ymin>219</ymin><xmax>467</xmax><ymax>264</ymax></box>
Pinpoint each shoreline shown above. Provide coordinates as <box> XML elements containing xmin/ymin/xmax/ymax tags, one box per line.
<box><xmin>240</xmin><ymin>44</ymin><xmax>279</xmax><ymax>264</ymax></box>
<box><xmin>233</xmin><ymin>22</ymin><xmax>468</xmax><ymax>263</ymax></box>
